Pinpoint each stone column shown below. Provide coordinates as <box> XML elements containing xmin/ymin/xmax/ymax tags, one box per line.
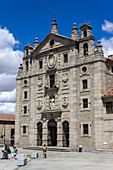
<box><xmin>57</xmin><ymin>118</ymin><xmax>62</xmax><ymax>147</ymax></box>
<box><xmin>42</xmin><ymin>118</ymin><xmax>48</xmax><ymax>145</ymax></box>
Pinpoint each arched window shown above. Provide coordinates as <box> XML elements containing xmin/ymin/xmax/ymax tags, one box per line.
<box><xmin>84</xmin><ymin>30</ymin><xmax>87</xmax><ymax>37</ymax></box>
<box><xmin>25</xmin><ymin>60</ymin><xmax>29</xmax><ymax>71</ymax></box>
<box><xmin>83</xmin><ymin>43</ymin><xmax>88</xmax><ymax>56</ymax></box>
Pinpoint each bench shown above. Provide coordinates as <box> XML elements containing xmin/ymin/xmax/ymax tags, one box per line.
<box><xmin>16</xmin><ymin>154</ymin><xmax>27</xmax><ymax>166</ymax></box>
<box><xmin>31</xmin><ymin>152</ymin><xmax>38</xmax><ymax>158</ymax></box>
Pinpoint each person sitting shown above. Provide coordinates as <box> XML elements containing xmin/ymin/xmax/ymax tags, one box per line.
<box><xmin>2</xmin><ymin>144</ymin><xmax>11</xmax><ymax>159</ymax></box>
<box><xmin>11</xmin><ymin>146</ymin><xmax>18</xmax><ymax>160</ymax></box>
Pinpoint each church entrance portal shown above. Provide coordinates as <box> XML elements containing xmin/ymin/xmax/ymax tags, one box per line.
<box><xmin>48</xmin><ymin>119</ymin><xmax>57</xmax><ymax>146</ymax></box>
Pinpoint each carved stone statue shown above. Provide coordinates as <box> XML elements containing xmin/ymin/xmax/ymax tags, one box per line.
<box><xmin>50</xmin><ymin>96</ymin><xmax>55</xmax><ymax>109</ymax></box>
<box><xmin>62</xmin><ymin>72</ymin><xmax>69</xmax><ymax>83</ymax></box>
<box><xmin>62</xmin><ymin>96</ymin><xmax>68</xmax><ymax>106</ymax></box>
<box><xmin>37</xmin><ymin>99</ymin><xmax>42</xmax><ymax>109</ymax></box>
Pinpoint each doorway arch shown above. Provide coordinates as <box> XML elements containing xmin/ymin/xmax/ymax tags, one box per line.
<box><xmin>37</xmin><ymin>122</ymin><xmax>42</xmax><ymax>146</ymax></box>
<box><xmin>62</xmin><ymin>121</ymin><xmax>69</xmax><ymax>147</ymax></box>
<box><xmin>48</xmin><ymin>119</ymin><xmax>57</xmax><ymax>146</ymax></box>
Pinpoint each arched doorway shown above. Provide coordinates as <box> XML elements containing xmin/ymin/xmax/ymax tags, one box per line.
<box><xmin>37</xmin><ymin>122</ymin><xmax>42</xmax><ymax>146</ymax></box>
<box><xmin>63</xmin><ymin>121</ymin><xmax>69</xmax><ymax>147</ymax></box>
<box><xmin>48</xmin><ymin>119</ymin><xmax>57</xmax><ymax>146</ymax></box>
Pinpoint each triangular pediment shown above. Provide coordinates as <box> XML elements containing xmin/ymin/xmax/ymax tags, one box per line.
<box><xmin>33</xmin><ymin>33</ymin><xmax>77</xmax><ymax>54</ymax></box>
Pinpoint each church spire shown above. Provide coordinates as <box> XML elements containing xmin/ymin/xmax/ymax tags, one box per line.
<box><xmin>51</xmin><ymin>18</ymin><xmax>58</xmax><ymax>34</ymax></box>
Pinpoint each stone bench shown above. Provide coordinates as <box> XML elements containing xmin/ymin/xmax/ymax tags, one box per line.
<box><xmin>16</xmin><ymin>154</ymin><xmax>27</xmax><ymax>166</ymax></box>
<box><xmin>17</xmin><ymin>158</ymin><xmax>27</xmax><ymax>166</ymax></box>
<box><xmin>31</xmin><ymin>152</ymin><xmax>38</xmax><ymax>158</ymax></box>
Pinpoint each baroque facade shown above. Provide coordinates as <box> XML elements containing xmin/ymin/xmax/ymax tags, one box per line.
<box><xmin>15</xmin><ymin>19</ymin><xmax>113</xmax><ymax>151</ymax></box>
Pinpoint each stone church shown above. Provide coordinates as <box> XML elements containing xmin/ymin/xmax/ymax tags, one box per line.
<box><xmin>15</xmin><ymin>19</ymin><xmax>113</xmax><ymax>151</ymax></box>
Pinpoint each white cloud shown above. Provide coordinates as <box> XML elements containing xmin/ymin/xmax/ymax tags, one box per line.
<box><xmin>0</xmin><ymin>73</ymin><xmax>16</xmax><ymax>91</ymax></box>
<box><xmin>0</xmin><ymin>89</ymin><xmax>16</xmax><ymax>102</ymax></box>
<box><xmin>102</xmin><ymin>20</ymin><xmax>113</xmax><ymax>34</ymax></box>
<box><xmin>0</xmin><ymin>102</ymin><xmax>15</xmax><ymax>114</ymax></box>
<box><xmin>0</xmin><ymin>27</ymin><xmax>23</xmax><ymax>114</ymax></box>
<box><xmin>101</xmin><ymin>37</ymin><xmax>113</xmax><ymax>57</ymax></box>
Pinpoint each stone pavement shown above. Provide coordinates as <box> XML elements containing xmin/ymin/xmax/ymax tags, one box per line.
<box><xmin>0</xmin><ymin>147</ymin><xmax>113</xmax><ymax>170</ymax></box>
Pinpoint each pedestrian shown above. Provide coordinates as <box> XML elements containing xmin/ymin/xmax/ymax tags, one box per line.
<box><xmin>11</xmin><ymin>146</ymin><xmax>18</xmax><ymax>160</ymax></box>
<box><xmin>42</xmin><ymin>144</ymin><xmax>48</xmax><ymax>158</ymax></box>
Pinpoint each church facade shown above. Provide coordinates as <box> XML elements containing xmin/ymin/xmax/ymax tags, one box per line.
<box><xmin>15</xmin><ymin>19</ymin><xmax>113</xmax><ymax>151</ymax></box>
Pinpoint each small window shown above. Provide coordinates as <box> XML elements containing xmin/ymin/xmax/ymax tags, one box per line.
<box><xmin>83</xmin><ymin>124</ymin><xmax>88</xmax><ymax>134</ymax></box>
<box><xmin>39</xmin><ymin>61</ymin><xmax>43</xmax><ymax>69</ymax></box>
<box><xmin>49</xmin><ymin>74</ymin><xmax>55</xmax><ymax>88</ymax></box>
<box><xmin>84</xmin><ymin>30</ymin><xmax>87</xmax><ymax>37</ymax></box>
<box><xmin>24</xmin><ymin>80</ymin><xmax>27</xmax><ymax>85</ymax></box>
<box><xmin>106</xmin><ymin>102</ymin><xmax>113</xmax><ymax>114</ymax></box>
<box><xmin>64</xmin><ymin>54</ymin><xmax>68</xmax><ymax>63</ymax></box>
<box><xmin>26</xmin><ymin>61</ymin><xmax>29</xmax><ymax>71</ymax></box>
<box><xmin>24</xmin><ymin>106</ymin><xmax>27</xmax><ymax>114</ymax></box>
<box><xmin>50</xmin><ymin>39</ymin><xmax>54</xmax><ymax>46</ymax></box>
<box><xmin>23</xmin><ymin>126</ymin><xmax>26</xmax><ymax>134</ymax></box>
<box><xmin>83</xmin><ymin>98</ymin><xmax>88</xmax><ymax>108</ymax></box>
<box><xmin>111</xmin><ymin>66</ymin><xmax>113</xmax><ymax>73</ymax></box>
<box><xmin>82</xmin><ymin>80</ymin><xmax>87</xmax><ymax>89</ymax></box>
<box><xmin>11</xmin><ymin>129</ymin><xmax>15</xmax><ymax>138</ymax></box>
<box><xmin>83</xmin><ymin>43</ymin><xmax>88</xmax><ymax>56</ymax></box>
<box><xmin>24</xmin><ymin>91</ymin><xmax>27</xmax><ymax>99</ymax></box>
<box><xmin>82</xmin><ymin>66</ymin><xmax>87</xmax><ymax>73</ymax></box>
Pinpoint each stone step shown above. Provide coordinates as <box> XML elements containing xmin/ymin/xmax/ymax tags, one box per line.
<box><xmin>23</xmin><ymin>146</ymin><xmax>70</xmax><ymax>152</ymax></box>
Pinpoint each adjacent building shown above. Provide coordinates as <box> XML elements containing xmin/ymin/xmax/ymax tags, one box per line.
<box><xmin>0</xmin><ymin>114</ymin><xmax>15</xmax><ymax>146</ymax></box>
<box><xmin>15</xmin><ymin>19</ymin><xmax>113</xmax><ymax>151</ymax></box>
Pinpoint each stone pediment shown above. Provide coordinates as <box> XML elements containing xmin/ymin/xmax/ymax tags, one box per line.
<box><xmin>33</xmin><ymin>33</ymin><xmax>77</xmax><ymax>54</ymax></box>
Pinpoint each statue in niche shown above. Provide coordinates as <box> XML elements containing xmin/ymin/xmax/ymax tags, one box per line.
<box><xmin>37</xmin><ymin>99</ymin><xmax>42</xmax><ymax>109</ymax></box>
<box><xmin>38</xmin><ymin>76</ymin><xmax>43</xmax><ymax>87</ymax></box>
<box><xmin>62</xmin><ymin>96</ymin><xmax>68</xmax><ymax>106</ymax></box>
<box><xmin>50</xmin><ymin>96</ymin><xmax>55</xmax><ymax>109</ymax></box>
<box><xmin>62</xmin><ymin>72</ymin><xmax>69</xmax><ymax>83</ymax></box>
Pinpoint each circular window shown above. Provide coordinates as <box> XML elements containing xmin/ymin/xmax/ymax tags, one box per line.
<box><xmin>24</xmin><ymin>80</ymin><xmax>27</xmax><ymax>85</ymax></box>
<box><xmin>50</xmin><ymin>39</ymin><xmax>54</xmax><ymax>46</ymax></box>
<box><xmin>82</xmin><ymin>67</ymin><xmax>87</xmax><ymax>73</ymax></box>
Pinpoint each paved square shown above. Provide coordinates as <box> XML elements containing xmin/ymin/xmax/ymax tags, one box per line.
<box><xmin>0</xmin><ymin>148</ymin><xmax>113</xmax><ymax>170</ymax></box>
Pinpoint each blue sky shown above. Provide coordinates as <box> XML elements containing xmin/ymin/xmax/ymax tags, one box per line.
<box><xmin>0</xmin><ymin>0</ymin><xmax>113</xmax><ymax>114</ymax></box>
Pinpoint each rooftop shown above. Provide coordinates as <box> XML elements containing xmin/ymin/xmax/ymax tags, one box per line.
<box><xmin>0</xmin><ymin>114</ymin><xmax>15</xmax><ymax>121</ymax></box>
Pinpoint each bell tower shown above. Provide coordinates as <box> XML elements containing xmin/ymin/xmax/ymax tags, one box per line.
<box><xmin>79</xmin><ymin>22</ymin><xmax>95</xmax><ymax>58</ymax></box>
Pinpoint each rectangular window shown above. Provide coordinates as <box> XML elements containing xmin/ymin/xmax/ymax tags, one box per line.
<box><xmin>83</xmin><ymin>98</ymin><xmax>88</xmax><ymax>108</ymax></box>
<box><xmin>83</xmin><ymin>124</ymin><xmax>88</xmax><ymax>134</ymax></box>
<box><xmin>24</xmin><ymin>91</ymin><xmax>27</xmax><ymax>99</ymax></box>
<box><xmin>39</xmin><ymin>60</ymin><xmax>43</xmax><ymax>69</ymax></box>
<box><xmin>82</xmin><ymin>80</ymin><xmax>87</xmax><ymax>89</ymax></box>
<box><xmin>23</xmin><ymin>126</ymin><xmax>26</xmax><ymax>134</ymax></box>
<box><xmin>49</xmin><ymin>74</ymin><xmax>55</xmax><ymax>88</ymax></box>
<box><xmin>11</xmin><ymin>129</ymin><xmax>15</xmax><ymax>138</ymax></box>
<box><xmin>24</xmin><ymin>106</ymin><xmax>27</xmax><ymax>114</ymax></box>
<box><xmin>106</xmin><ymin>102</ymin><xmax>113</xmax><ymax>114</ymax></box>
<box><xmin>64</xmin><ymin>54</ymin><xmax>68</xmax><ymax>63</ymax></box>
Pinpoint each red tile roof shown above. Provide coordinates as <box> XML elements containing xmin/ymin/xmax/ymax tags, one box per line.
<box><xmin>0</xmin><ymin>114</ymin><xmax>15</xmax><ymax>121</ymax></box>
<box><xmin>103</xmin><ymin>87</ymin><xmax>113</xmax><ymax>97</ymax></box>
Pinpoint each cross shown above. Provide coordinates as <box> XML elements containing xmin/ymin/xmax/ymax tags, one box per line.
<box><xmin>54</xmin><ymin>11</ymin><xmax>57</xmax><ymax>18</ymax></box>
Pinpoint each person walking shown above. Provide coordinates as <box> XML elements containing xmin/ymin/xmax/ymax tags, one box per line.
<box><xmin>42</xmin><ymin>144</ymin><xmax>48</xmax><ymax>158</ymax></box>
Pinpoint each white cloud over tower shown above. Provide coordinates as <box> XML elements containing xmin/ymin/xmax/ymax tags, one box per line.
<box><xmin>0</xmin><ymin>27</ymin><xmax>23</xmax><ymax>114</ymax></box>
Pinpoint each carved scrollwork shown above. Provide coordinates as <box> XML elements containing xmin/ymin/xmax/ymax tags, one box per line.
<box><xmin>47</xmin><ymin>55</ymin><xmax>56</xmax><ymax>68</ymax></box>
<box><xmin>38</xmin><ymin>76</ymin><xmax>43</xmax><ymax>87</ymax></box>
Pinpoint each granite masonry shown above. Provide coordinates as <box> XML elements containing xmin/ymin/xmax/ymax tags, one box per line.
<box><xmin>15</xmin><ymin>19</ymin><xmax>113</xmax><ymax>151</ymax></box>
